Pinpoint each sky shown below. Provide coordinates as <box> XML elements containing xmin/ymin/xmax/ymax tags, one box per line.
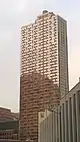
<box><xmin>0</xmin><ymin>0</ymin><xmax>80</xmax><ymax>112</ymax></box>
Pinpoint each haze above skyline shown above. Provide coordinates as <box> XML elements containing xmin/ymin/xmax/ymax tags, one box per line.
<box><xmin>0</xmin><ymin>0</ymin><xmax>80</xmax><ymax>112</ymax></box>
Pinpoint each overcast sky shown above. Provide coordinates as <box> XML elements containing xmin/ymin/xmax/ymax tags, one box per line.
<box><xmin>0</xmin><ymin>0</ymin><xmax>80</xmax><ymax>112</ymax></box>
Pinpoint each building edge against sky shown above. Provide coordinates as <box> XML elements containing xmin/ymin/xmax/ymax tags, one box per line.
<box><xmin>20</xmin><ymin>10</ymin><xmax>69</xmax><ymax>141</ymax></box>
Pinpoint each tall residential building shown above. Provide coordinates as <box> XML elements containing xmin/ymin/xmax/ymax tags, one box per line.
<box><xmin>20</xmin><ymin>10</ymin><xmax>69</xmax><ymax>142</ymax></box>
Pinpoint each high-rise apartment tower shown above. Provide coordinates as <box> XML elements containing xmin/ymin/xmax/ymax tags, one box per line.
<box><xmin>20</xmin><ymin>10</ymin><xmax>69</xmax><ymax>142</ymax></box>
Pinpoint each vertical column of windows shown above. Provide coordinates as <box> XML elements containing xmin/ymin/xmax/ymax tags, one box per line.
<box><xmin>49</xmin><ymin>16</ymin><xmax>58</xmax><ymax>84</ymax></box>
<box><xmin>33</xmin><ymin>24</ymin><xmax>38</xmax><ymax>72</ymax></box>
<box><xmin>26</xmin><ymin>25</ymin><xmax>33</xmax><ymax>74</ymax></box>
<box><xmin>43</xmin><ymin>17</ymin><xmax>50</xmax><ymax>77</ymax></box>
<box><xmin>37</xmin><ymin>19</ymin><xmax>44</xmax><ymax>75</ymax></box>
<box><xmin>21</xmin><ymin>27</ymin><xmax>27</xmax><ymax>75</ymax></box>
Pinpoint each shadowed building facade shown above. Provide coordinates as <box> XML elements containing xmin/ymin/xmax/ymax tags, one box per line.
<box><xmin>20</xmin><ymin>73</ymin><xmax>59</xmax><ymax>142</ymax></box>
<box><xmin>20</xmin><ymin>10</ymin><xmax>69</xmax><ymax>142</ymax></box>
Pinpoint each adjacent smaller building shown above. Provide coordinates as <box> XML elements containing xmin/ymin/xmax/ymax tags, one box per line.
<box><xmin>0</xmin><ymin>120</ymin><xmax>19</xmax><ymax>140</ymax></box>
<box><xmin>38</xmin><ymin>80</ymin><xmax>80</xmax><ymax>142</ymax></box>
<box><xmin>38</xmin><ymin>110</ymin><xmax>52</xmax><ymax>142</ymax></box>
<box><xmin>0</xmin><ymin>107</ymin><xmax>19</xmax><ymax>141</ymax></box>
<box><xmin>0</xmin><ymin>107</ymin><xmax>19</xmax><ymax>122</ymax></box>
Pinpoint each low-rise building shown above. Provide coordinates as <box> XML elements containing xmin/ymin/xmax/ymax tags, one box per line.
<box><xmin>0</xmin><ymin>107</ymin><xmax>19</xmax><ymax>141</ymax></box>
<box><xmin>0</xmin><ymin>120</ymin><xmax>19</xmax><ymax>140</ymax></box>
<box><xmin>38</xmin><ymin>110</ymin><xmax>52</xmax><ymax>142</ymax></box>
<box><xmin>0</xmin><ymin>107</ymin><xmax>19</xmax><ymax>122</ymax></box>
